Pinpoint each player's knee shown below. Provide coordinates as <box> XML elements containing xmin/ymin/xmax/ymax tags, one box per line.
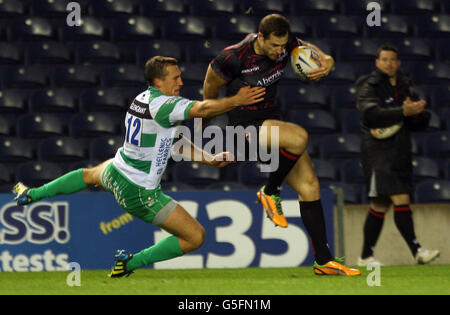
<box><xmin>188</xmin><ymin>225</ymin><xmax>206</xmax><ymax>252</ymax></box>
<box><xmin>298</xmin><ymin>174</ymin><xmax>320</xmax><ymax>201</ymax></box>
<box><xmin>289</xmin><ymin>127</ymin><xmax>309</xmax><ymax>155</ymax></box>
<box><xmin>82</xmin><ymin>168</ymin><xmax>95</xmax><ymax>186</ymax></box>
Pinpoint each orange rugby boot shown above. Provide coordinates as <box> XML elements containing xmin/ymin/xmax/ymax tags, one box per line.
<box><xmin>313</xmin><ymin>258</ymin><xmax>361</xmax><ymax>276</ymax></box>
<box><xmin>256</xmin><ymin>186</ymin><xmax>288</xmax><ymax>228</ymax></box>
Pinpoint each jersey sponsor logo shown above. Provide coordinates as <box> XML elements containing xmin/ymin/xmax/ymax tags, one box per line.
<box><xmin>256</xmin><ymin>69</ymin><xmax>284</xmax><ymax>87</ymax></box>
<box><xmin>155</xmin><ymin>137</ymin><xmax>172</xmax><ymax>167</ymax></box>
<box><xmin>130</xmin><ymin>102</ymin><xmax>147</xmax><ymax>114</ymax></box>
<box><xmin>241</xmin><ymin>66</ymin><xmax>260</xmax><ymax>74</ymax></box>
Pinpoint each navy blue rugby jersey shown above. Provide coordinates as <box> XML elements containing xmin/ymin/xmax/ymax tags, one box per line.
<box><xmin>210</xmin><ymin>33</ymin><xmax>303</xmax><ymax>126</ymax></box>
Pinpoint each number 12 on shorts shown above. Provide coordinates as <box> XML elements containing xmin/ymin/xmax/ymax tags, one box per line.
<box><xmin>125</xmin><ymin>114</ymin><xmax>142</xmax><ymax>146</ymax></box>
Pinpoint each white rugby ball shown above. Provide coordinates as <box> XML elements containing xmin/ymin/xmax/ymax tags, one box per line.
<box><xmin>290</xmin><ymin>46</ymin><xmax>321</xmax><ymax>81</ymax></box>
<box><xmin>370</xmin><ymin>122</ymin><xmax>403</xmax><ymax>139</ymax></box>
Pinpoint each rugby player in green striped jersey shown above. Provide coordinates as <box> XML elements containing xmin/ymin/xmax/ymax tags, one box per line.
<box><xmin>13</xmin><ymin>56</ymin><xmax>265</xmax><ymax>277</ymax></box>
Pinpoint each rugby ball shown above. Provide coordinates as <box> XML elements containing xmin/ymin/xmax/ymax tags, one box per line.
<box><xmin>290</xmin><ymin>46</ymin><xmax>321</xmax><ymax>81</ymax></box>
<box><xmin>370</xmin><ymin>122</ymin><xmax>403</xmax><ymax>139</ymax></box>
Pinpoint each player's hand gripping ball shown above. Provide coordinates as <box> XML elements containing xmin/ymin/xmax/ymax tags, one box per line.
<box><xmin>290</xmin><ymin>46</ymin><xmax>321</xmax><ymax>81</ymax></box>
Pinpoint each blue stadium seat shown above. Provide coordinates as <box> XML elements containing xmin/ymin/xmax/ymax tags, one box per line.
<box><xmin>423</xmin><ymin>132</ymin><xmax>450</xmax><ymax>158</ymax></box>
<box><xmin>61</xmin><ymin>17</ymin><xmax>106</xmax><ymax>41</ymax></box>
<box><xmin>0</xmin><ymin>164</ymin><xmax>12</xmax><ymax>187</ymax></box>
<box><xmin>0</xmin><ymin>116</ymin><xmax>14</xmax><ymax>136</ymax></box>
<box><xmin>162</xmin><ymin>16</ymin><xmax>209</xmax><ymax>40</ymax></box>
<box><xmin>141</xmin><ymin>0</ymin><xmax>186</xmax><ymax>17</ymax></box>
<box><xmin>341</xmin><ymin>0</ymin><xmax>387</xmax><ymax>15</ymax></box>
<box><xmin>331</xmin><ymin>85</ymin><xmax>358</xmax><ymax>110</ymax></box>
<box><xmin>31</xmin><ymin>0</ymin><xmax>87</xmax><ymax>17</ymax></box>
<box><xmin>321</xmin><ymin>62</ymin><xmax>359</xmax><ymax>85</ymax></box>
<box><xmin>337</xmin><ymin>39</ymin><xmax>378</xmax><ymax>61</ymax></box>
<box><xmin>137</xmin><ymin>41</ymin><xmax>183</xmax><ymax>66</ymax></box>
<box><xmin>90</xmin><ymin>0</ymin><xmax>135</xmax><ymax>17</ymax></box>
<box><xmin>289</xmin><ymin>0</ymin><xmax>337</xmax><ymax>15</ymax></box>
<box><xmin>415</xmin><ymin>14</ymin><xmax>450</xmax><ymax>37</ymax></box>
<box><xmin>112</xmin><ymin>16</ymin><xmax>157</xmax><ymax>41</ymax></box>
<box><xmin>187</xmin><ymin>39</ymin><xmax>232</xmax><ymax>63</ymax></box>
<box><xmin>206</xmin><ymin>181</ymin><xmax>249</xmax><ymax>191</ymax></box>
<box><xmin>179</xmin><ymin>63</ymin><xmax>208</xmax><ymax>86</ymax></box>
<box><xmin>8</xmin><ymin>17</ymin><xmax>54</xmax><ymax>41</ymax></box>
<box><xmin>314</xmin><ymin>16</ymin><xmax>360</xmax><ymax>38</ymax></box>
<box><xmin>38</xmin><ymin>137</ymin><xmax>87</xmax><ymax>162</ymax></box>
<box><xmin>189</xmin><ymin>0</ymin><xmax>235</xmax><ymax>16</ymax></box>
<box><xmin>237</xmin><ymin>162</ymin><xmax>269</xmax><ymax>188</ymax></box>
<box><xmin>173</xmin><ymin>161</ymin><xmax>221</xmax><ymax>187</ymax></box>
<box><xmin>365</xmin><ymin>15</ymin><xmax>410</xmax><ymax>37</ymax></box>
<box><xmin>17</xmin><ymin>113</ymin><xmax>67</xmax><ymax>139</ymax></box>
<box><xmin>321</xmin><ymin>181</ymin><xmax>362</xmax><ymax>204</ymax></box>
<box><xmin>76</xmin><ymin>41</ymin><xmax>121</xmax><ymax>64</ymax></box>
<box><xmin>287</xmin><ymin>16</ymin><xmax>310</xmax><ymax>37</ymax></box>
<box><xmin>278</xmin><ymin>86</ymin><xmax>329</xmax><ymax>110</ymax></box>
<box><xmin>26</xmin><ymin>42</ymin><xmax>71</xmax><ymax>64</ymax></box>
<box><xmin>89</xmin><ymin>136</ymin><xmax>123</xmax><ymax>161</ymax></box>
<box><xmin>311</xmin><ymin>159</ymin><xmax>338</xmax><ymax>181</ymax></box>
<box><xmin>286</xmin><ymin>109</ymin><xmax>337</xmax><ymax>133</ymax></box>
<box><xmin>4</xmin><ymin>66</ymin><xmax>48</xmax><ymax>88</ymax></box>
<box><xmin>0</xmin><ymin>137</ymin><xmax>35</xmax><ymax>162</ymax></box>
<box><xmin>339</xmin><ymin>109</ymin><xmax>361</xmax><ymax>133</ymax></box>
<box><xmin>392</xmin><ymin>0</ymin><xmax>437</xmax><ymax>14</ymax></box>
<box><xmin>415</xmin><ymin>180</ymin><xmax>450</xmax><ymax>203</ymax></box>
<box><xmin>412</xmin><ymin>157</ymin><xmax>440</xmax><ymax>182</ymax></box>
<box><xmin>433</xmin><ymin>85</ymin><xmax>450</xmax><ymax>108</ymax></box>
<box><xmin>29</xmin><ymin>89</ymin><xmax>77</xmax><ymax>113</ymax></box>
<box><xmin>410</xmin><ymin>62</ymin><xmax>450</xmax><ymax>85</ymax></box>
<box><xmin>394</xmin><ymin>38</ymin><xmax>433</xmax><ymax>61</ymax></box>
<box><xmin>161</xmin><ymin>182</ymin><xmax>196</xmax><ymax>192</ymax></box>
<box><xmin>180</xmin><ymin>88</ymin><xmax>202</xmax><ymax>104</ymax></box>
<box><xmin>340</xmin><ymin>159</ymin><xmax>365</xmax><ymax>184</ymax></box>
<box><xmin>319</xmin><ymin>134</ymin><xmax>361</xmax><ymax>159</ymax></box>
<box><xmin>70</xmin><ymin>112</ymin><xmax>123</xmax><ymax>138</ymax></box>
<box><xmin>0</xmin><ymin>43</ymin><xmax>21</xmax><ymax>64</ymax></box>
<box><xmin>102</xmin><ymin>64</ymin><xmax>144</xmax><ymax>87</ymax></box>
<box><xmin>0</xmin><ymin>0</ymin><xmax>24</xmax><ymax>17</ymax></box>
<box><xmin>80</xmin><ymin>88</ymin><xmax>127</xmax><ymax>112</ymax></box>
<box><xmin>213</xmin><ymin>16</ymin><xmax>257</xmax><ymax>40</ymax></box>
<box><xmin>52</xmin><ymin>65</ymin><xmax>99</xmax><ymax>88</ymax></box>
<box><xmin>239</xmin><ymin>0</ymin><xmax>285</xmax><ymax>16</ymax></box>
<box><xmin>0</xmin><ymin>90</ymin><xmax>27</xmax><ymax>113</ymax></box>
<box><xmin>436</xmin><ymin>40</ymin><xmax>450</xmax><ymax>62</ymax></box>
<box><xmin>16</xmin><ymin>161</ymin><xmax>64</xmax><ymax>188</ymax></box>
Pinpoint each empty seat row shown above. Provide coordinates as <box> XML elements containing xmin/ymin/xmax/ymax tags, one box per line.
<box><xmin>0</xmin><ymin>14</ymin><xmax>448</xmax><ymax>44</ymax></box>
<box><xmin>2</xmin><ymin>0</ymin><xmax>449</xmax><ymax>18</ymax></box>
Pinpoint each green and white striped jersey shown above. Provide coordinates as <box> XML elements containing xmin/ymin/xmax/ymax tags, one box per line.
<box><xmin>113</xmin><ymin>86</ymin><xmax>196</xmax><ymax>189</ymax></box>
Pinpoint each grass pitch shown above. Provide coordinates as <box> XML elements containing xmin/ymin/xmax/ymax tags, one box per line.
<box><xmin>0</xmin><ymin>265</ymin><xmax>448</xmax><ymax>295</ymax></box>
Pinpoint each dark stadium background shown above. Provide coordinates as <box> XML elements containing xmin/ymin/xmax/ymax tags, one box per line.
<box><xmin>0</xmin><ymin>0</ymin><xmax>448</xmax><ymax>204</ymax></box>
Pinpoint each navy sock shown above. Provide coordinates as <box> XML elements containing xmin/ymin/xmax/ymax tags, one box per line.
<box><xmin>361</xmin><ymin>209</ymin><xmax>385</xmax><ymax>259</ymax></box>
<box><xmin>394</xmin><ymin>205</ymin><xmax>420</xmax><ymax>257</ymax></box>
<box><xmin>299</xmin><ymin>200</ymin><xmax>334</xmax><ymax>265</ymax></box>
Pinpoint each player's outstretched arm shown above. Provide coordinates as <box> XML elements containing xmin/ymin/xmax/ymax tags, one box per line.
<box><xmin>173</xmin><ymin>135</ymin><xmax>236</xmax><ymax>168</ymax></box>
<box><xmin>188</xmin><ymin>85</ymin><xmax>265</xmax><ymax>119</ymax></box>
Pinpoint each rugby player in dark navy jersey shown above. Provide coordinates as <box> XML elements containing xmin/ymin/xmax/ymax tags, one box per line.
<box><xmin>204</xmin><ymin>14</ymin><xmax>360</xmax><ymax>276</ymax></box>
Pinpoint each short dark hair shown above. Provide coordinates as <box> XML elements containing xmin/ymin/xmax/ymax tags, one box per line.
<box><xmin>376</xmin><ymin>43</ymin><xmax>399</xmax><ymax>59</ymax></box>
<box><xmin>145</xmin><ymin>56</ymin><xmax>178</xmax><ymax>85</ymax></box>
<box><xmin>258</xmin><ymin>14</ymin><xmax>291</xmax><ymax>39</ymax></box>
